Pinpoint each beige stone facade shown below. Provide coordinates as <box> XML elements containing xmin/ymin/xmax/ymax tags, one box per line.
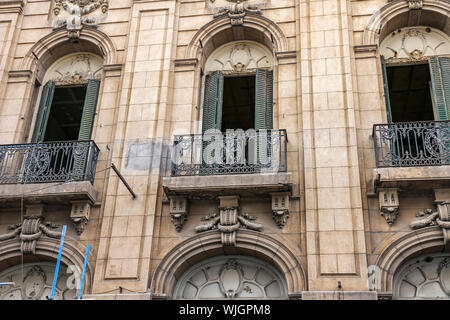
<box><xmin>0</xmin><ymin>0</ymin><xmax>449</xmax><ymax>300</ymax></box>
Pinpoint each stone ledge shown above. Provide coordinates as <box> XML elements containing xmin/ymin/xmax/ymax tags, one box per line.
<box><xmin>82</xmin><ymin>293</ymin><xmax>152</xmax><ymax>300</ymax></box>
<box><xmin>0</xmin><ymin>181</ymin><xmax>98</xmax><ymax>206</ymax></box>
<box><xmin>373</xmin><ymin>166</ymin><xmax>450</xmax><ymax>190</ymax></box>
<box><xmin>163</xmin><ymin>172</ymin><xmax>292</xmax><ymax>198</ymax></box>
<box><xmin>301</xmin><ymin>291</ymin><xmax>377</xmax><ymax>300</ymax></box>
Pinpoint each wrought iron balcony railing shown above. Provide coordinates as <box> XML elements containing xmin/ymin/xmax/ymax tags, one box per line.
<box><xmin>171</xmin><ymin>129</ymin><xmax>288</xmax><ymax>176</ymax></box>
<box><xmin>373</xmin><ymin>120</ymin><xmax>450</xmax><ymax>167</ymax></box>
<box><xmin>0</xmin><ymin>140</ymin><xmax>100</xmax><ymax>184</ymax></box>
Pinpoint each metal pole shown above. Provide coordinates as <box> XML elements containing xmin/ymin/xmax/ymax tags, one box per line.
<box><xmin>49</xmin><ymin>225</ymin><xmax>66</xmax><ymax>300</ymax></box>
<box><xmin>111</xmin><ymin>163</ymin><xmax>137</xmax><ymax>199</ymax></box>
<box><xmin>0</xmin><ymin>282</ymin><xmax>15</xmax><ymax>286</ymax></box>
<box><xmin>77</xmin><ymin>244</ymin><xmax>90</xmax><ymax>300</ymax></box>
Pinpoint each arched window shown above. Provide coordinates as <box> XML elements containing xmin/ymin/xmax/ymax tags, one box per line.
<box><xmin>0</xmin><ymin>262</ymin><xmax>78</xmax><ymax>300</ymax></box>
<box><xmin>201</xmin><ymin>41</ymin><xmax>274</xmax><ymax>133</ymax></box>
<box><xmin>31</xmin><ymin>53</ymin><xmax>103</xmax><ymax>143</ymax></box>
<box><xmin>379</xmin><ymin>27</ymin><xmax>450</xmax><ymax>123</ymax></box>
<box><xmin>393</xmin><ymin>254</ymin><xmax>450</xmax><ymax>299</ymax></box>
<box><xmin>172</xmin><ymin>255</ymin><xmax>288</xmax><ymax>300</ymax></box>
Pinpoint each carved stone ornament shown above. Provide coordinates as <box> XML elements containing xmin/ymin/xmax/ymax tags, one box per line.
<box><xmin>379</xmin><ymin>188</ymin><xmax>400</xmax><ymax>225</ymax></box>
<box><xmin>271</xmin><ymin>192</ymin><xmax>290</xmax><ymax>229</ymax></box>
<box><xmin>169</xmin><ymin>197</ymin><xmax>189</xmax><ymax>232</ymax></box>
<box><xmin>407</xmin><ymin>0</ymin><xmax>423</xmax><ymax>10</ymax></box>
<box><xmin>205</xmin><ymin>41</ymin><xmax>272</xmax><ymax>73</ymax></box>
<box><xmin>45</xmin><ymin>53</ymin><xmax>103</xmax><ymax>85</ymax></box>
<box><xmin>70</xmin><ymin>201</ymin><xmax>91</xmax><ymax>235</ymax></box>
<box><xmin>208</xmin><ymin>0</ymin><xmax>266</xmax><ymax>26</ymax></box>
<box><xmin>0</xmin><ymin>216</ymin><xmax>62</xmax><ymax>255</ymax></box>
<box><xmin>410</xmin><ymin>201</ymin><xmax>450</xmax><ymax>246</ymax></box>
<box><xmin>195</xmin><ymin>196</ymin><xmax>263</xmax><ymax>246</ymax></box>
<box><xmin>52</xmin><ymin>0</ymin><xmax>109</xmax><ymax>39</ymax></box>
<box><xmin>380</xmin><ymin>27</ymin><xmax>450</xmax><ymax>62</ymax></box>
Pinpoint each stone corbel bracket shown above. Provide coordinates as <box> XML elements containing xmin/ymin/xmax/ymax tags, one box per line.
<box><xmin>271</xmin><ymin>192</ymin><xmax>290</xmax><ymax>229</ymax></box>
<box><xmin>70</xmin><ymin>201</ymin><xmax>91</xmax><ymax>235</ymax></box>
<box><xmin>169</xmin><ymin>196</ymin><xmax>189</xmax><ymax>232</ymax></box>
<box><xmin>379</xmin><ymin>188</ymin><xmax>400</xmax><ymax>225</ymax></box>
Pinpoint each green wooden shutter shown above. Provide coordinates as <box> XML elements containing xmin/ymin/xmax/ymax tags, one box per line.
<box><xmin>78</xmin><ymin>79</ymin><xmax>100</xmax><ymax>141</ymax></box>
<box><xmin>380</xmin><ymin>56</ymin><xmax>393</xmax><ymax>123</ymax></box>
<box><xmin>73</xmin><ymin>79</ymin><xmax>100</xmax><ymax>180</ymax></box>
<box><xmin>202</xmin><ymin>71</ymin><xmax>224</xmax><ymax>133</ymax></box>
<box><xmin>254</xmin><ymin>69</ymin><xmax>274</xmax><ymax>168</ymax></box>
<box><xmin>255</xmin><ymin>69</ymin><xmax>274</xmax><ymax>130</ymax></box>
<box><xmin>429</xmin><ymin>56</ymin><xmax>449</xmax><ymax>121</ymax></box>
<box><xmin>32</xmin><ymin>81</ymin><xmax>55</xmax><ymax>142</ymax></box>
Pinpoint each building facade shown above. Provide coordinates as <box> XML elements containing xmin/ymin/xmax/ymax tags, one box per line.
<box><xmin>0</xmin><ymin>0</ymin><xmax>449</xmax><ymax>300</ymax></box>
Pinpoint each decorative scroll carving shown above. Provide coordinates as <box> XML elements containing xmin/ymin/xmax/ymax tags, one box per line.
<box><xmin>410</xmin><ymin>202</ymin><xmax>450</xmax><ymax>245</ymax></box>
<box><xmin>52</xmin><ymin>0</ymin><xmax>109</xmax><ymax>39</ymax></box>
<box><xmin>209</xmin><ymin>0</ymin><xmax>265</xmax><ymax>26</ymax></box>
<box><xmin>0</xmin><ymin>216</ymin><xmax>62</xmax><ymax>254</ymax></box>
<box><xmin>379</xmin><ymin>189</ymin><xmax>399</xmax><ymax>225</ymax></box>
<box><xmin>195</xmin><ymin>196</ymin><xmax>263</xmax><ymax>246</ymax></box>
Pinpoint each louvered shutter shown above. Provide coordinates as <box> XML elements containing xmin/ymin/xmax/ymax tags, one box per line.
<box><xmin>429</xmin><ymin>56</ymin><xmax>449</xmax><ymax>121</ymax></box>
<box><xmin>73</xmin><ymin>80</ymin><xmax>100</xmax><ymax>180</ymax></box>
<box><xmin>32</xmin><ymin>81</ymin><xmax>55</xmax><ymax>142</ymax></box>
<box><xmin>380</xmin><ymin>56</ymin><xmax>393</xmax><ymax>123</ymax></box>
<box><xmin>254</xmin><ymin>69</ymin><xmax>274</xmax><ymax>168</ymax></box>
<box><xmin>78</xmin><ymin>79</ymin><xmax>100</xmax><ymax>141</ymax></box>
<box><xmin>255</xmin><ymin>69</ymin><xmax>274</xmax><ymax>130</ymax></box>
<box><xmin>202</xmin><ymin>71</ymin><xmax>224</xmax><ymax>133</ymax></box>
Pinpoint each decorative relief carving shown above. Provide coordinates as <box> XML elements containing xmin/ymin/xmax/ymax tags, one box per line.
<box><xmin>379</xmin><ymin>188</ymin><xmax>399</xmax><ymax>225</ymax></box>
<box><xmin>205</xmin><ymin>41</ymin><xmax>272</xmax><ymax>73</ymax></box>
<box><xmin>45</xmin><ymin>53</ymin><xmax>103</xmax><ymax>85</ymax></box>
<box><xmin>0</xmin><ymin>214</ymin><xmax>62</xmax><ymax>255</ymax></box>
<box><xmin>380</xmin><ymin>27</ymin><xmax>450</xmax><ymax>62</ymax></box>
<box><xmin>70</xmin><ymin>201</ymin><xmax>91</xmax><ymax>235</ymax></box>
<box><xmin>169</xmin><ymin>197</ymin><xmax>188</xmax><ymax>232</ymax></box>
<box><xmin>407</xmin><ymin>0</ymin><xmax>423</xmax><ymax>10</ymax></box>
<box><xmin>52</xmin><ymin>0</ymin><xmax>109</xmax><ymax>39</ymax></box>
<box><xmin>195</xmin><ymin>196</ymin><xmax>263</xmax><ymax>246</ymax></box>
<box><xmin>271</xmin><ymin>192</ymin><xmax>289</xmax><ymax>229</ymax></box>
<box><xmin>208</xmin><ymin>0</ymin><xmax>266</xmax><ymax>26</ymax></box>
<box><xmin>410</xmin><ymin>202</ymin><xmax>450</xmax><ymax>245</ymax></box>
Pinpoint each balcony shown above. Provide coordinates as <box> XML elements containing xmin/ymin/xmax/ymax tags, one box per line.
<box><xmin>372</xmin><ymin>121</ymin><xmax>450</xmax><ymax>189</ymax></box>
<box><xmin>0</xmin><ymin>140</ymin><xmax>99</xmax><ymax>205</ymax></box>
<box><xmin>164</xmin><ymin>129</ymin><xmax>291</xmax><ymax>198</ymax></box>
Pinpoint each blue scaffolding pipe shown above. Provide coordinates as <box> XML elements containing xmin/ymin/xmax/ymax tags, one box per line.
<box><xmin>49</xmin><ymin>225</ymin><xmax>66</xmax><ymax>300</ymax></box>
<box><xmin>77</xmin><ymin>244</ymin><xmax>90</xmax><ymax>300</ymax></box>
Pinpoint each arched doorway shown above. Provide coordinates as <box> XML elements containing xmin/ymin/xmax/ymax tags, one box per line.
<box><xmin>172</xmin><ymin>255</ymin><xmax>288</xmax><ymax>300</ymax></box>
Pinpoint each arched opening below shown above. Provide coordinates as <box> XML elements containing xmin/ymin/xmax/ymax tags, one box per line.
<box><xmin>0</xmin><ymin>261</ymin><xmax>79</xmax><ymax>300</ymax></box>
<box><xmin>393</xmin><ymin>253</ymin><xmax>450</xmax><ymax>299</ymax></box>
<box><xmin>172</xmin><ymin>255</ymin><xmax>289</xmax><ymax>300</ymax></box>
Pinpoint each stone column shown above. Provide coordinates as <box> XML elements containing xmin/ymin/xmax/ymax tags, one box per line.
<box><xmin>299</xmin><ymin>0</ymin><xmax>369</xmax><ymax>292</ymax></box>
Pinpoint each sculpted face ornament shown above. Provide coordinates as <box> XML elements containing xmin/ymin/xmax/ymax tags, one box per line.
<box><xmin>53</xmin><ymin>0</ymin><xmax>109</xmax><ymax>39</ymax></box>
